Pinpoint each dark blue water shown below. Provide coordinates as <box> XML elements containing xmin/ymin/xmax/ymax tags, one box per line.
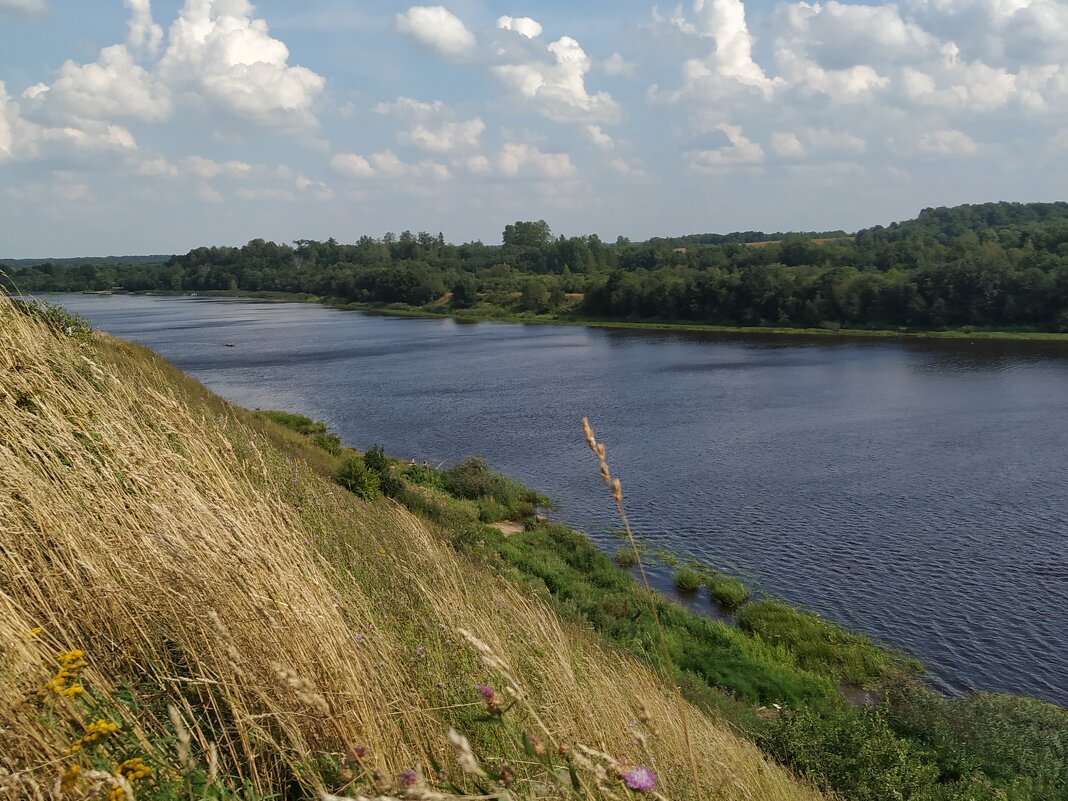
<box><xmin>52</xmin><ymin>294</ymin><xmax>1068</xmax><ymax>706</ymax></box>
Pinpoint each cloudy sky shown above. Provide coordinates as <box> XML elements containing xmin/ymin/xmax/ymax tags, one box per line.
<box><xmin>1</xmin><ymin>0</ymin><xmax>1066</xmax><ymax>256</ymax></box>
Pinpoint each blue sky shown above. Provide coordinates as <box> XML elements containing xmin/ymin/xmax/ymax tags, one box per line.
<box><xmin>1</xmin><ymin>0</ymin><xmax>1066</xmax><ymax>256</ymax></box>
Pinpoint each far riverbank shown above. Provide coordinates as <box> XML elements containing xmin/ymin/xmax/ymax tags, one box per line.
<box><xmin>68</xmin><ymin>288</ymin><xmax>1068</xmax><ymax>343</ymax></box>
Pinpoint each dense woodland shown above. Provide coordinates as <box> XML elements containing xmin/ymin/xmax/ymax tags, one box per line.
<box><xmin>6</xmin><ymin>201</ymin><xmax>1068</xmax><ymax>331</ymax></box>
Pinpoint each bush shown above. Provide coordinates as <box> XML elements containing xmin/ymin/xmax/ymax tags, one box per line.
<box><xmin>334</xmin><ymin>455</ymin><xmax>380</xmax><ymax>500</ymax></box>
<box><xmin>763</xmin><ymin>703</ymin><xmax>939</xmax><ymax>801</ymax></box>
<box><xmin>673</xmin><ymin>567</ymin><xmax>702</xmax><ymax>592</ymax></box>
<box><xmin>13</xmin><ymin>299</ymin><xmax>94</xmax><ymax>338</ymax></box>
<box><xmin>311</xmin><ymin>432</ymin><xmax>342</xmax><ymax>455</ymax></box>
<box><xmin>363</xmin><ymin>444</ymin><xmax>388</xmax><ymax>474</ymax></box>
<box><xmin>441</xmin><ymin>457</ymin><xmax>546</xmax><ymax>518</ymax></box>
<box><xmin>378</xmin><ymin>471</ymin><xmax>404</xmax><ymax>498</ymax></box>
<box><xmin>258</xmin><ymin>410</ymin><xmax>329</xmax><ymax>437</ymax></box>
<box><xmin>706</xmin><ymin>572</ymin><xmax>750</xmax><ymax>607</ymax></box>
<box><xmin>476</xmin><ymin>496</ymin><xmax>509</xmax><ymax>523</ymax></box>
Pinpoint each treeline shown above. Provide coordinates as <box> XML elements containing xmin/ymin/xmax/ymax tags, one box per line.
<box><xmin>5</xmin><ymin>201</ymin><xmax>1068</xmax><ymax>331</ymax></box>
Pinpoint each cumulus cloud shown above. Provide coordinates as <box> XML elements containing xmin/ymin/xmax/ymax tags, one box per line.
<box><xmin>497</xmin><ymin>15</ymin><xmax>542</xmax><ymax>39</ymax></box>
<box><xmin>182</xmin><ymin>154</ymin><xmax>253</xmax><ymax>179</ymax></box>
<box><xmin>124</xmin><ymin>0</ymin><xmax>163</xmax><ymax>57</ymax></box>
<box><xmin>24</xmin><ymin>45</ymin><xmax>172</xmax><ymax>124</ymax></box>
<box><xmin>602</xmin><ymin>52</ymin><xmax>638</xmax><ymax>78</ymax></box>
<box><xmin>687</xmin><ymin>123</ymin><xmax>764</xmax><ymax>172</ymax></box>
<box><xmin>494</xmin><ymin>35</ymin><xmax>621</xmax><ymax>124</ymax></box>
<box><xmin>910</xmin><ymin>128</ymin><xmax>981</xmax><ymax>156</ymax></box>
<box><xmin>586</xmin><ymin>124</ymin><xmax>615</xmax><ymax>149</ymax></box>
<box><xmin>331</xmin><ymin>150</ymin><xmax>451</xmax><ymax>181</ymax></box>
<box><xmin>0</xmin><ymin>0</ymin><xmax>45</xmax><ymax>15</ymax></box>
<box><xmin>402</xmin><ymin>118</ymin><xmax>485</xmax><ymax>153</ymax></box>
<box><xmin>159</xmin><ymin>0</ymin><xmax>326</xmax><ymax>128</ymax></box>
<box><xmin>771</xmin><ymin>131</ymin><xmax>805</xmax><ymax>158</ymax></box>
<box><xmin>495</xmin><ymin>142</ymin><xmax>576</xmax><ymax>178</ymax></box>
<box><xmin>396</xmin><ymin>6</ymin><xmax>476</xmax><ymax>61</ymax></box>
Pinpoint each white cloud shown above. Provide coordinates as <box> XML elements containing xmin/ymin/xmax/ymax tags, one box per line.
<box><xmin>0</xmin><ymin>0</ymin><xmax>45</xmax><ymax>15</ymax></box>
<box><xmin>497</xmin><ymin>15</ymin><xmax>542</xmax><ymax>40</ymax></box>
<box><xmin>688</xmin><ymin>123</ymin><xmax>764</xmax><ymax>172</ymax></box>
<box><xmin>182</xmin><ymin>155</ymin><xmax>253</xmax><ymax>179</ymax></box>
<box><xmin>911</xmin><ymin>128</ymin><xmax>981</xmax><ymax>156</ymax></box>
<box><xmin>331</xmin><ymin>152</ymin><xmax>374</xmax><ymax>178</ymax></box>
<box><xmin>133</xmin><ymin>155</ymin><xmax>179</xmax><ymax>177</ymax></box>
<box><xmin>25</xmin><ymin>44</ymin><xmax>173</xmax><ymax>124</ymax></box>
<box><xmin>495</xmin><ymin>143</ymin><xmax>576</xmax><ymax>178</ymax></box>
<box><xmin>159</xmin><ymin>0</ymin><xmax>326</xmax><ymax>129</ymax></box>
<box><xmin>396</xmin><ymin>6</ymin><xmax>476</xmax><ymax>61</ymax></box>
<box><xmin>493</xmin><ymin>35</ymin><xmax>621</xmax><ymax>124</ymax></box>
<box><xmin>374</xmin><ymin>96</ymin><xmax>447</xmax><ymax>119</ymax></box>
<box><xmin>771</xmin><ymin>131</ymin><xmax>805</xmax><ymax>158</ymax></box>
<box><xmin>602</xmin><ymin>52</ymin><xmax>637</xmax><ymax>78</ymax></box>
<box><xmin>402</xmin><ymin>118</ymin><xmax>485</xmax><ymax>153</ymax></box>
<box><xmin>124</xmin><ymin>0</ymin><xmax>163</xmax><ymax>57</ymax></box>
<box><xmin>586</xmin><ymin>124</ymin><xmax>615</xmax><ymax>149</ymax></box>
<box><xmin>331</xmin><ymin>149</ymin><xmax>451</xmax><ymax>181</ymax></box>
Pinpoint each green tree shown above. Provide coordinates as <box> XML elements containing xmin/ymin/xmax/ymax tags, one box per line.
<box><xmin>451</xmin><ymin>275</ymin><xmax>478</xmax><ymax>308</ymax></box>
<box><xmin>520</xmin><ymin>278</ymin><xmax>550</xmax><ymax>311</ymax></box>
<box><xmin>503</xmin><ymin>220</ymin><xmax>553</xmax><ymax>249</ymax></box>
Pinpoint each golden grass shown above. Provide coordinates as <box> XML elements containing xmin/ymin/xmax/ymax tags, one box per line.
<box><xmin>0</xmin><ymin>294</ymin><xmax>827</xmax><ymax>801</ymax></box>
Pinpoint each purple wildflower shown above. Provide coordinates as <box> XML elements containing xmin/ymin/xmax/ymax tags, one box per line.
<box><xmin>353</xmin><ymin>634</ymin><xmax>363</xmax><ymax>643</ymax></box>
<box><xmin>415</xmin><ymin>646</ymin><xmax>426</xmax><ymax>659</ymax></box>
<box><xmin>397</xmin><ymin>769</ymin><xmax>418</xmax><ymax>788</ymax></box>
<box><xmin>622</xmin><ymin>766</ymin><xmax>656</xmax><ymax>792</ymax></box>
<box><xmin>475</xmin><ymin>684</ymin><xmax>495</xmax><ymax>700</ymax></box>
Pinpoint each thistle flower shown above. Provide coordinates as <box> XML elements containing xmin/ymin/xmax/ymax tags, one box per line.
<box><xmin>397</xmin><ymin>768</ymin><xmax>418</xmax><ymax>788</ymax></box>
<box><xmin>622</xmin><ymin>766</ymin><xmax>656</xmax><ymax>792</ymax></box>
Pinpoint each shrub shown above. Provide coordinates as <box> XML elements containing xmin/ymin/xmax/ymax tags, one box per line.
<box><xmin>763</xmin><ymin>703</ymin><xmax>940</xmax><ymax>801</ymax></box>
<box><xmin>476</xmin><ymin>496</ymin><xmax>509</xmax><ymax>523</ymax></box>
<box><xmin>363</xmin><ymin>444</ymin><xmax>388</xmax><ymax>474</ymax></box>
<box><xmin>311</xmin><ymin>432</ymin><xmax>342</xmax><ymax>455</ymax></box>
<box><xmin>706</xmin><ymin>572</ymin><xmax>750</xmax><ymax>607</ymax></box>
<box><xmin>673</xmin><ymin>567</ymin><xmax>702</xmax><ymax>592</ymax></box>
<box><xmin>405</xmin><ymin>462</ymin><xmax>442</xmax><ymax>488</ymax></box>
<box><xmin>378</xmin><ymin>471</ymin><xmax>404</xmax><ymax>498</ymax></box>
<box><xmin>333</xmin><ymin>455</ymin><xmax>380</xmax><ymax>500</ymax></box>
<box><xmin>13</xmin><ymin>299</ymin><xmax>94</xmax><ymax>338</ymax></box>
<box><xmin>258</xmin><ymin>410</ymin><xmax>329</xmax><ymax>437</ymax></box>
<box><xmin>615</xmin><ymin>548</ymin><xmax>638</xmax><ymax>568</ymax></box>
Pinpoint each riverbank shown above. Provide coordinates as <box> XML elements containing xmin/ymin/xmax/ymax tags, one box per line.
<box><xmin>119</xmin><ymin>289</ymin><xmax>1068</xmax><ymax>342</ymax></box>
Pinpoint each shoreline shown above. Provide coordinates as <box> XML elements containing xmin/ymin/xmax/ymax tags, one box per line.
<box><xmin>59</xmin><ymin>289</ymin><xmax>1068</xmax><ymax>343</ymax></box>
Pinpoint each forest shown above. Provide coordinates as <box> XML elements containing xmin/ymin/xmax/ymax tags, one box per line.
<box><xmin>5</xmin><ymin>201</ymin><xmax>1068</xmax><ymax>332</ymax></box>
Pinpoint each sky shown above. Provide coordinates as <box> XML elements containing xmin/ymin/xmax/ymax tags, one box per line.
<box><xmin>1</xmin><ymin>0</ymin><xmax>1067</xmax><ymax>256</ymax></box>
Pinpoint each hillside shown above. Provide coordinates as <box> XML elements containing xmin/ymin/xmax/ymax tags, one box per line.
<box><xmin>0</xmin><ymin>294</ymin><xmax>826</xmax><ymax>800</ymax></box>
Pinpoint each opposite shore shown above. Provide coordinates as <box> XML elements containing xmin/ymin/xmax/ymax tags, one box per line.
<box><xmin>62</xmin><ymin>289</ymin><xmax>1068</xmax><ymax>342</ymax></box>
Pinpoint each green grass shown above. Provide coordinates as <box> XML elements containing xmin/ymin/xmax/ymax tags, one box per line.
<box><xmin>737</xmin><ymin>600</ymin><xmax>921</xmax><ymax>687</ymax></box>
<box><xmin>706</xmin><ymin>572</ymin><xmax>751</xmax><ymax>607</ymax></box>
<box><xmin>673</xmin><ymin>567</ymin><xmax>703</xmax><ymax>592</ymax></box>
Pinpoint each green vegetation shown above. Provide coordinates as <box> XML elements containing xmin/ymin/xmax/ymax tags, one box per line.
<box><xmin>673</xmin><ymin>566</ymin><xmax>703</xmax><ymax>592</ymax></box>
<box><xmin>333</xmin><ymin>454</ymin><xmax>380</xmax><ymax>499</ymax></box>
<box><xmin>8</xmin><ymin>201</ymin><xmax>1068</xmax><ymax>336</ymax></box>
<box><xmin>5</xmin><ymin>293</ymin><xmax>1065</xmax><ymax>801</ymax></box>
<box><xmin>738</xmin><ymin>600</ymin><xmax>921</xmax><ymax>687</ymax></box>
<box><xmin>706</xmin><ymin>572</ymin><xmax>751</xmax><ymax>607</ymax></box>
<box><xmin>614</xmin><ymin>547</ymin><xmax>638</xmax><ymax>568</ymax></box>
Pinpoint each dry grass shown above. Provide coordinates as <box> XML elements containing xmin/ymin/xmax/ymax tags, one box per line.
<box><xmin>0</xmin><ymin>294</ymin><xmax>827</xmax><ymax>801</ymax></box>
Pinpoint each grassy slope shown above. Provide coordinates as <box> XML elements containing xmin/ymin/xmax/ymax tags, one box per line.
<box><xmin>0</xmin><ymin>295</ymin><xmax>825</xmax><ymax>800</ymax></box>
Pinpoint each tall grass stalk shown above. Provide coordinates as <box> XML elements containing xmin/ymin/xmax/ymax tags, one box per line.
<box><xmin>581</xmin><ymin>418</ymin><xmax>700</xmax><ymax>791</ymax></box>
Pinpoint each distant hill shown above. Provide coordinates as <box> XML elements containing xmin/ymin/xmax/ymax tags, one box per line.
<box><xmin>0</xmin><ymin>255</ymin><xmax>171</xmax><ymax>268</ymax></box>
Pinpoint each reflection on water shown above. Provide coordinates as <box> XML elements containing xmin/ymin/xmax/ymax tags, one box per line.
<box><xmin>50</xmin><ymin>294</ymin><xmax>1068</xmax><ymax>706</ymax></box>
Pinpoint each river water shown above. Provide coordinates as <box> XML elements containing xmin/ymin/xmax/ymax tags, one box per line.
<box><xmin>50</xmin><ymin>294</ymin><xmax>1068</xmax><ymax>706</ymax></box>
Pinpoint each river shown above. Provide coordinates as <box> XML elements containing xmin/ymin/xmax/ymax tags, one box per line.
<box><xmin>49</xmin><ymin>294</ymin><xmax>1068</xmax><ymax>706</ymax></box>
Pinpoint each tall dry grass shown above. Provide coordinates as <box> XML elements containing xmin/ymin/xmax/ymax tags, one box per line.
<box><xmin>0</xmin><ymin>294</ymin><xmax>826</xmax><ymax>801</ymax></box>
